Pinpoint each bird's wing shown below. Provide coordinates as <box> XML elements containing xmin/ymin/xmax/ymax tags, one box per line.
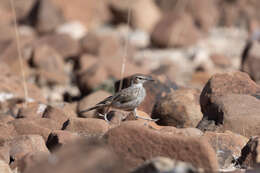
<box><xmin>112</xmin><ymin>87</ymin><xmax>138</xmax><ymax>104</ymax></box>
<box><xmin>79</xmin><ymin>95</ymin><xmax>113</xmax><ymax>113</ymax></box>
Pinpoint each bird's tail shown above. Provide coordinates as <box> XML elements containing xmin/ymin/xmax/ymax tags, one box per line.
<box><xmin>79</xmin><ymin>96</ymin><xmax>113</xmax><ymax>114</ymax></box>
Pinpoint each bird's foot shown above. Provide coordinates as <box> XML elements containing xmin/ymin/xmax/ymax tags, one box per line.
<box><xmin>135</xmin><ymin>115</ymin><xmax>159</xmax><ymax>122</ymax></box>
<box><xmin>98</xmin><ymin>113</ymin><xmax>109</xmax><ymax>122</ymax></box>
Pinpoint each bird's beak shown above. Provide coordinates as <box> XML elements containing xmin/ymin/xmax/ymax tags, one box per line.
<box><xmin>145</xmin><ymin>76</ymin><xmax>154</xmax><ymax>82</ymax></box>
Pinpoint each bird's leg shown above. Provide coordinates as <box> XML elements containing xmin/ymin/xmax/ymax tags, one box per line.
<box><xmin>133</xmin><ymin>108</ymin><xmax>159</xmax><ymax>122</ymax></box>
<box><xmin>98</xmin><ymin>106</ymin><xmax>110</xmax><ymax>122</ymax></box>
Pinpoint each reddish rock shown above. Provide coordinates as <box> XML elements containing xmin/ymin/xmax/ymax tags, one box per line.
<box><xmin>6</xmin><ymin>135</ymin><xmax>49</xmax><ymax>161</ymax></box>
<box><xmin>151</xmin><ymin>12</ymin><xmax>202</xmax><ymax>48</ymax></box>
<box><xmin>51</xmin><ymin>0</ymin><xmax>111</xmax><ymax>29</ymax></box>
<box><xmin>238</xmin><ymin>136</ymin><xmax>260</xmax><ymax>168</ymax></box>
<box><xmin>160</xmin><ymin>126</ymin><xmax>203</xmax><ymax>137</ymax></box>
<box><xmin>108</xmin><ymin>0</ymin><xmax>161</xmax><ymax>33</ymax></box>
<box><xmin>105</xmin><ymin>122</ymin><xmax>219</xmax><ymax>172</ymax></box>
<box><xmin>9</xmin><ymin>118</ymin><xmax>60</xmax><ymax>141</ymax></box>
<box><xmin>203</xmin><ymin>131</ymin><xmax>248</xmax><ymax>169</ymax></box>
<box><xmin>35</xmin><ymin>0</ymin><xmax>65</xmax><ymax>33</ymax></box>
<box><xmin>17</xmin><ymin>102</ymin><xmax>47</xmax><ymax>119</ymax></box>
<box><xmin>0</xmin><ymin>123</ymin><xmax>17</xmax><ymax>142</ymax></box>
<box><xmin>200</xmin><ymin>94</ymin><xmax>260</xmax><ymax>137</ymax></box>
<box><xmin>42</xmin><ymin>105</ymin><xmax>70</xmax><ymax>127</ymax></box>
<box><xmin>34</xmin><ymin>33</ymin><xmax>80</xmax><ymax>59</ymax></box>
<box><xmin>10</xmin><ymin>152</ymin><xmax>48</xmax><ymax>173</ymax></box>
<box><xmin>153</xmin><ymin>88</ymin><xmax>203</xmax><ymax>128</ymax></box>
<box><xmin>200</xmin><ymin>71</ymin><xmax>260</xmax><ymax>123</ymax></box>
<box><xmin>0</xmin><ymin>0</ymin><xmax>37</xmax><ymax>21</ymax></box>
<box><xmin>32</xmin><ymin>45</ymin><xmax>68</xmax><ymax>85</ymax></box>
<box><xmin>81</xmin><ymin>33</ymin><xmax>100</xmax><ymax>55</ymax></box>
<box><xmin>63</xmin><ymin>117</ymin><xmax>109</xmax><ymax>136</ymax></box>
<box><xmin>210</xmin><ymin>54</ymin><xmax>231</xmax><ymax>68</ymax></box>
<box><xmin>77</xmin><ymin>90</ymin><xmax>111</xmax><ymax>118</ymax></box>
<box><xmin>24</xmin><ymin>139</ymin><xmax>124</xmax><ymax>173</ymax></box>
<box><xmin>0</xmin><ymin>114</ymin><xmax>14</xmax><ymax>124</ymax></box>
<box><xmin>0</xmin><ymin>25</ymin><xmax>16</xmax><ymax>53</ymax></box>
<box><xmin>46</xmin><ymin>130</ymin><xmax>79</xmax><ymax>152</ymax></box>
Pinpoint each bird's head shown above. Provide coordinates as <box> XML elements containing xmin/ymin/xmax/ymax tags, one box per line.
<box><xmin>132</xmin><ymin>74</ymin><xmax>154</xmax><ymax>84</ymax></box>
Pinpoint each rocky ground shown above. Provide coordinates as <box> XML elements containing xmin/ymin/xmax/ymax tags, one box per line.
<box><xmin>1</xmin><ymin>0</ymin><xmax>260</xmax><ymax>173</ymax></box>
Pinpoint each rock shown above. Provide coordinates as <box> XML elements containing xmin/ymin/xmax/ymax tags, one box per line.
<box><xmin>200</xmin><ymin>71</ymin><xmax>260</xmax><ymax>123</ymax></box>
<box><xmin>10</xmin><ymin>152</ymin><xmax>48</xmax><ymax>173</ymax></box>
<box><xmin>34</xmin><ymin>33</ymin><xmax>80</xmax><ymax>59</ymax></box>
<box><xmin>0</xmin><ymin>123</ymin><xmax>17</xmax><ymax>142</ymax></box>
<box><xmin>32</xmin><ymin>45</ymin><xmax>68</xmax><ymax>85</ymax></box>
<box><xmin>0</xmin><ymin>159</ymin><xmax>12</xmax><ymax>173</ymax></box>
<box><xmin>160</xmin><ymin>126</ymin><xmax>203</xmax><ymax>137</ymax></box>
<box><xmin>24</xmin><ymin>138</ymin><xmax>124</xmax><ymax>173</ymax></box>
<box><xmin>6</xmin><ymin>135</ymin><xmax>49</xmax><ymax>161</ymax></box>
<box><xmin>62</xmin><ymin>117</ymin><xmax>109</xmax><ymax>136</ymax></box>
<box><xmin>35</xmin><ymin>0</ymin><xmax>65</xmax><ymax>33</ymax></box>
<box><xmin>51</xmin><ymin>0</ymin><xmax>111</xmax><ymax>29</ymax></box>
<box><xmin>17</xmin><ymin>102</ymin><xmax>47</xmax><ymax>119</ymax></box>
<box><xmin>9</xmin><ymin>118</ymin><xmax>60</xmax><ymax>141</ymax></box>
<box><xmin>109</xmin><ymin>0</ymin><xmax>161</xmax><ymax>33</ymax></box>
<box><xmin>152</xmin><ymin>88</ymin><xmax>203</xmax><ymax>128</ymax></box>
<box><xmin>155</xmin><ymin>0</ymin><xmax>218</xmax><ymax>31</ymax></box>
<box><xmin>151</xmin><ymin>12</ymin><xmax>202</xmax><ymax>48</ymax></box>
<box><xmin>200</xmin><ymin>94</ymin><xmax>260</xmax><ymax>138</ymax></box>
<box><xmin>0</xmin><ymin>0</ymin><xmax>37</xmax><ymax>21</ymax></box>
<box><xmin>46</xmin><ymin>130</ymin><xmax>79</xmax><ymax>152</ymax></box>
<box><xmin>237</xmin><ymin>136</ymin><xmax>260</xmax><ymax>168</ymax></box>
<box><xmin>0</xmin><ymin>74</ymin><xmax>46</xmax><ymax>103</ymax></box>
<box><xmin>77</xmin><ymin>90</ymin><xmax>111</xmax><ymax>118</ymax></box>
<box><xmin>80</xmin><ymin>32</ymin><xmax>100</xmax><ymax>55</ymax></box>
<box><xmin>241</xmin><ymin>37</ymin><xmax>260</xmax><ymax>82</ymax></box>
<box><xmin>105</xmin><ymin>122</ymin><xmax>219</xmax><ymax>172</ymax></box>
<box><xmin>203</xmin><ymin>131</ymin><xmax>248</xmax><ymax>169</ymax></box>
<box><xmin>0</xmin><ymin>36</ymin><xmax>33</xmax><ymax>77</ymax></box>
<box><xmin>131</xmin><ymin>157</ymin><xmax>199</xmax><ymax>173</ymax></box>
<box><xmin>210</xmin><ymin>54</ymin><xmax>231</xmax><ymax>68</ymax></box>
<box><xmin>0</xmin><ymin>25</ymin><xmax>16</xmax><ymax>53</ymax></box>
<box><xmin>42</xmin><ymin>105</ymin><xmax>71</xmax><ymax>127</ymax></box>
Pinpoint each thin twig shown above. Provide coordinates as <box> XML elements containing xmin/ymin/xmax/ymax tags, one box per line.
<box><xmin>119</xmin><ymin>6</ymin><xmax>132</xmax><ymax>91</ymax></box>
<box><xmin>9</xmin><ymin>0</ymin><xmax>29</xmax><ymax>106</ymax></box>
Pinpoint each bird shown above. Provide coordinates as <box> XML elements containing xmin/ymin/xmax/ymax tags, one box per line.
<box><xmin>80</xmin><ymin>74</ymin><xmax>159</xmax><ymax>122</ymax></box>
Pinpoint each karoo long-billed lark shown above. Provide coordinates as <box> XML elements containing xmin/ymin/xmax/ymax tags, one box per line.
<box><xmin>80</xmin><ymin>74</ymin><xmax>158</xmax><ymax>122</ymax></box>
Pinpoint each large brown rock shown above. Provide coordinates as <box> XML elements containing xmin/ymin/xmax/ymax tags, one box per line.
<box><xmin>6</xmin><ymin>135</ymin><xmax>49</xmax><ymax>161</ymax></box>
<box><xmin>24</xmin><ymin>139</ymin><xmax>124</xmax><ymax>173</ymax></box>
<box><xmin>63</xmin><ymin>117</ymin><xmax>109</xmax><ymax>136</ymax></box>
<box><xmin>9</xmin><ymin>118</ymin><xmax>60</xmax><ymax>141</ymax></box>
<box><xmin>108</xmin><ymin>0</ymin><xmax>161</xmax><ymax>33</ymax></box>
<box><xmin>200</xmin><ymin>71</ymin><xmax>260</xmax><ymax>123</ymax></box>
<box><xmin>34</xmin><ymin>33</ymin><xmax>80</xmax><ymax>59</ymax></box>
<box><xmin>0</xmin><ymin>123</ymin><xmax>17</xmax><ymax>142</ymax></box>
<box><xmin>203</xmin><ymin>131</ymin><xmax>248</xmax><ymax>169</ymax></box>
<box><xmin>153</xmin><ymin>88</ymin><xmax>203</xmax><ymax>128</ymax></box>
<box><xmin>32</xmin><ymin>45</ymin><xmax>68</xmax><ymax>85</ymax></box>
<box><xmin>35</xmin><ymin>0</ymin><xmax>65</xmax><ymax>33</ymax></box>
<box><xmin>151</xmin><ymin>12</ymin><xmax>202</xmax><ymax>48</ymax></box>
<box><xmin>17</xmin><ymin>102</ymin><xmax>47</xmax><ymax>119</ymax></box>
<box><xmin>51</xmin><ymin>0</ymin><xmax>111</xmax><ymax>29</ymax></box>
<box><xmin>46</xmin><ymin>130</ymin><xmax>79</xmax><ymax>152</ymax></box>
<box><xmin>105</xmin><ymin>122</ymin><xmax>219</xmax><ymax>172</ymax></box>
